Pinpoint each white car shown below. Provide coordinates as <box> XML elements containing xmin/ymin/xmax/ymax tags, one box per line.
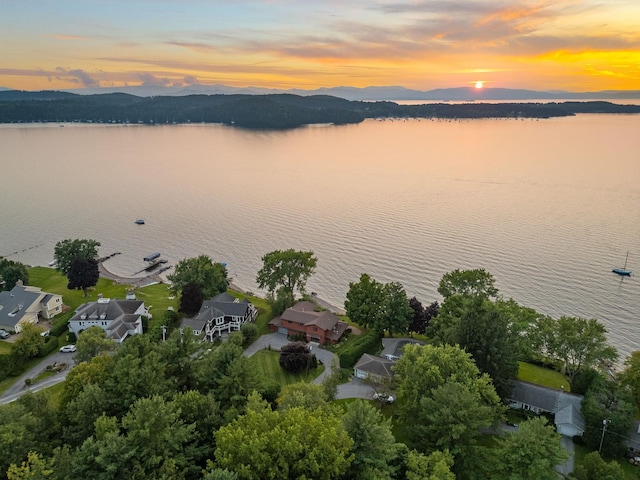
<box><xmin>373</xmin><ymin>393</ymin><xmax>395</xmax><ymax>403</ymax></box>
<box><xmin>59</xmin><ymin>345</ymin><xmax>77</xmax><ymax>353</ymax></box>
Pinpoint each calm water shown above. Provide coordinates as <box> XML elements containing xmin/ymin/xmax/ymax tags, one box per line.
<box><xmin>1</xmin><ymin>115</ymin><xmax>638</xmax><ymax>360</ymax></box>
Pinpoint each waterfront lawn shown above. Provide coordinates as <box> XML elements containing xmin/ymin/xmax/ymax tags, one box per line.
<box><xmin>28</xmin><ymin>267</ymin><xmax>130</xmax><ymax>311</ymax></box>
<box><xmin>249</xmin><ymin>349</ymin><xmax>324</xmax><ymax>386</ymax></box>
<box><xmin>28</xmin><ymin>267</ymin><xmax>179</xmax><ymax>330</ymax></box>
<box><xmin>517</xmin><ymin>361</ymin><xmax>570</xmax><ymax>391</ymax></box>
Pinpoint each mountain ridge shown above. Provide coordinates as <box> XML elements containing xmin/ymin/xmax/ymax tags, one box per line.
<box><xmin>2</xmin><ymin>85</ymin><xmax>639</xmax><ymax>101</ymax></box>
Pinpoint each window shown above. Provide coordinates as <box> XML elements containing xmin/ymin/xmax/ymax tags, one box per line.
<box><xmin>216</xmin><ymin>317</ymin><xmax>224</xmax><ymax>325</ymax></box>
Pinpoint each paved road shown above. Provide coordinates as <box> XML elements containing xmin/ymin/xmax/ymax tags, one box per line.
<box><xmin>0</xmin><ymin>351</ymin><xmax>76</xmax><ymax>405</ymax></box>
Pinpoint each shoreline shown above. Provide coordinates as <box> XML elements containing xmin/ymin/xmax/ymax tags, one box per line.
<box><xmin>96</xmin><ymin>262</ymin><xmax>346</xmax><ymax>315</ymax></box>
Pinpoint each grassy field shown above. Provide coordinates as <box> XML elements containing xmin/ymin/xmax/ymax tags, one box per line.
<box><xmin>517</xmin><ymin>361</ymin><xmax>570</xmax><ymax>391</ymax></box>
<box><xmin>249</xmin><ymin>350</ymin><xmax>324</xmax><ymax>385</ymax></box>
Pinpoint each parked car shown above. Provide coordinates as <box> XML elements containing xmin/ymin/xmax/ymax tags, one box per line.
<box><xmin>59</xmin><ymin>345</ymin><xmax>77</xmax><ymax>353</ymax></box>
<box><xmin>0</xmin><ymin>329</ymin><xmax>11</xmax><ymax>339</ymax></box>
<box><xmin>373</xmin><ymin>393</ymin><xmax>395</xmax><ymax>403</ymax></box>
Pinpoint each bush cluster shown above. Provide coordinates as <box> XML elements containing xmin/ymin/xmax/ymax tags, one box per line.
<box><xmin>49</xmin><ymin>319</ymin><xmax>69</xmax><ymax>337</ymax></box>
<box><xmin>338</xmin><ymin>331</ymin><xmax>383</xmax><ymax>368</ymax></box>
<box><xmin>39</xmin><ymin>336</ymin><xmax>60</xmax><ymax>357</ymax></box>
<box><xmin>279</xmin><ymin>342</ymin><xmax>317</xmax><ymax>372</ymax></box>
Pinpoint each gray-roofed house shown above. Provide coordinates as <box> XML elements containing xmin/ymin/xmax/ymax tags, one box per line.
<box><xmin>268</xmin><ymin>301</ymin><xmax>348</xmax><ymax>345</ymax></box>
<box><xmin>509</xmin><ymin>380</ymin><xmax>585</xmax><ymax>437</ymax></box>
<box><xmin>0</xmin><ymin>282</ymin><xmax>63</xmax><ymax>333</ymax></box>
<box><xmin>180</xmin><ymin>292</ymin><xmax>258</xmax><ymax>341</ymax></box>
<box><xmin>354</xmin><ymin>353</ymin><xmax>396</xmax><ymax>381</ymax></box>
<box><xmin>68</xmin><ymin>297</ymin><xmax>147</xmax><ymax>343</ymax></box>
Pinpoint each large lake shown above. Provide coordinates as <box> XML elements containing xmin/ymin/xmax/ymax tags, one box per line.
<box><xmin>1</xmin><ymin>114</ymin><xmax>638</xmax><ymax>359</ymax></box>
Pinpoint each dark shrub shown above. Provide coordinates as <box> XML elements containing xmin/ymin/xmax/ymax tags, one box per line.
<box><xmin>279</xmin><ymin>342</ymin><xmax>314</xmax><ymax>372</ymax></box>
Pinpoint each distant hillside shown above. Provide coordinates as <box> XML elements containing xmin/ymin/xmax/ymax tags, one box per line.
<box><xmin>52</xmin><ymin>84</ymin><xmax>640</xmax><ymax>101</ymax></box>
<box><xmin>1</xmin><ymin>91</ymin><xmax>639</xmax><ymax>129</ymax></box>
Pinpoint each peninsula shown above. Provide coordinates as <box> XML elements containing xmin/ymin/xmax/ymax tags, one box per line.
<box><xmin>1</xmin><ymin>90</ymin><xmax>639</xmax><ymax>130</ymax></box>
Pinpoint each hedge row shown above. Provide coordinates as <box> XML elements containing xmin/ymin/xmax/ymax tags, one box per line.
<box><xmin>338</xmin><ymin>331</ymin><xmax>383</xmax><ymax>369</ymax></box>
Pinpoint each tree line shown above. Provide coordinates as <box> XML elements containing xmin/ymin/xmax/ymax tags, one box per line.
<box><xmin>2</xmin><ymin>90</ymin><xmax>639</xmax><ymax>129</ymax></box>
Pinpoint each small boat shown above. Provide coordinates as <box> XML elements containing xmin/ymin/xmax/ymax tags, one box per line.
<box><xmin>612</xmin><ymin>252</ymin><xmax>632</xmax><ymax>276</ymax></box>
<box><xmin>135</xmin><ymin>219</ymin><xmax>145</xmax><ymax>225</ymax></box>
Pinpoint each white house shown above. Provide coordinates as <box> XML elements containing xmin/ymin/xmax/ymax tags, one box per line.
<box><xmin>180</xmin><ymin>292</ymin><xmax>258</xmax><ymax>341</ymax></box>
<box><xmin>69</xmin><ymin>297</ymin><xmax>148</xmax><ymax>343</ymax></box>
<box><xmin>0</xmin><ymin>282</ymin><xmax>63</xmax><ymax>333</ymax></box>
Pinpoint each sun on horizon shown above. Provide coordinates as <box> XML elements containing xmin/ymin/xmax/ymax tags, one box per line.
<box><xmin>475</xmin><ymin>81</ymin><xmax>484</xmax><ymax>89</ymax></box>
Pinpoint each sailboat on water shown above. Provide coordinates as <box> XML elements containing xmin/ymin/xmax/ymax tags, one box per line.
<box><xmin>612</xmin><ymin>252</ymin><xmax>632</xmax><ymax>276</ymax></box>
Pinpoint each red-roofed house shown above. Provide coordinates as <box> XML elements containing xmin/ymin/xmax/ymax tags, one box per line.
<box><xmin>268</xmin><ymin>301</ymin><xmax>348</xmax><ymax>345</ymax></box>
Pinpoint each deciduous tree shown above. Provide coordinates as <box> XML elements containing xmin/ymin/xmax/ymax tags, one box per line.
<box><xmin>256</xmin><ymin>249</ymin><xmax>317</xmax><ymax>311</ymax></box>
<box><xmin>378</xmin><ymin>281</ymin><xmax>412</xmax><ymax>336</ymax></box>
<box><xmin>74</xmin><ymin>326</ymin><xmax>117</xmax><ymax>364</ymax></box>
<box><xmin>179</xmin><ymin>281</ymin><xmax>203</xmax><ymax>315</ymax></box>
<box><xmin>437</xmin><ymin>268</ymin><xmax>498</xmax><ymax>300</ymax></box>
<box><xmin>493</xmin><ymin>417</ymin><xmax>568</xmax><ymax>479</ymax></box>
<box><xmin>342</xmin><ymin>399</ymin><xmax>401</xmax><ymax>480</ymax></box>
<box><xmin>277</xmin><ymin>382</ymin><xmax>328</xmax><ymax>411</ymax></box>
<box><xmin>404</xmin><ymin>449</ymin><xmax>455</xmax><ymax>480</ymax></box>
<box><xmin>54</xmin><ymin>238</ymin><xmax>100</xmax><ymax>276</ymax></box>
<box><xmin>344</xmin><ymin>273</ymin><xmax>384</xmax><ymax>329</ymax></box>
<box><xmin>394</xmin><ymin>343</ymin><xmax>503</xmax><ymax>470</ymax></box>
<box><xmin>197</xmin><ymin>341</ymin><xmax>259</xmax><ymax>419</ymax></box>
<box><xmin>533</xmin><ymin>316</ymin><xmax>618</xmax><ymax>389</ymax></box>
<box><xmin>214</xmin><ymin>393</ymin><xmax>353</xmax><ymax>480</ymax></box>
<box><xmin>0</xmin><ymin>258</ymin><xmax>29</xmax><ymax>291</ymax></box>
<box><xmin>6</xmin><ymin>451</ymin><xmax>54</xmax><ymax>480</ymax></box>
<box><xmin>456</xmin><ymin>297</ymin><xmax>518</xmax><ymax>399</ymax></box>
<box><xmin>617</xmin><ymin>350</ymin><xmax>640</xmax><ymax>411</ymax></box>
<box><xmin>581</xmin><ymin>376</ymin><xmax>635</xmax><ymax>458</ymax></box>
<box><xmin>278</xmin><ymin>341</ymin><xmax>316</xmax><ymax>373</ymax></box>
<box><xmin>66</xmin><ymin>257</ymin><xmax>99</xmax><ymax>297</ymax></box>
<box><xmin>408</xmin><ymin>298</ymin><xmax>438</xmax><ymax>335</ymax></box>
<box><xmin>570</xmin><ymin>451</ymin><xmax>626</xmax><ymax>480</ymax></box>
<box><xmin>168</xmin><ymin>255</ymin><xmax>228</xmax><ymax>299</ymax></box>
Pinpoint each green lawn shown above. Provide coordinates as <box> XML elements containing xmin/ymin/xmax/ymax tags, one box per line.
<box><xmin>517</xmin><ymin>361</ymin><xmax>570</xmax><ymax>391</ymax></box>
<box><xmin>249</xmin><ymin>350</ymin><xmax>324</xmax><ymax>385</ymax></box>
<box><xmin>0</xmin><ymin>341</ymin><xmax>12</xmax><ymax>354</ymax></box>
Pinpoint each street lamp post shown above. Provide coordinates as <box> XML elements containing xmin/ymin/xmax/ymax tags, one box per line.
<box><xmin>599</xmin><ymin>419</ymin><xmax>609</xmax><ymax>453</ymax></box>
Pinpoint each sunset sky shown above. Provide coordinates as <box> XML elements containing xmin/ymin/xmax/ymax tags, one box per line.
<box><xmin>1</xmin><ymin>0</ymin><xmax>639</xmax><ymax>92</ymax></box>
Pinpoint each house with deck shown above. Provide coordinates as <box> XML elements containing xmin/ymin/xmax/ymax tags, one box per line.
<box><xmin>268</xmin><ymin>301</ymin><xmax>348</xmax><ymax>345</ymax></box>
<box><xmin>68</xmin><ymin>297</ymin><xmax>147</xmax><ymax>343</ymax></box>
<box><xmin>0</xmin><ymin>282</ymin><xmax>63</xmax><ymax>333</ymax></box>
<box><xmin>180</xmin><ymin>292</ymin><xmax>258</xmax><ymax>341</ymax></box>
